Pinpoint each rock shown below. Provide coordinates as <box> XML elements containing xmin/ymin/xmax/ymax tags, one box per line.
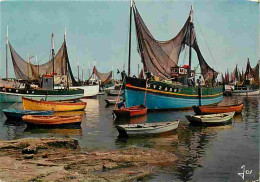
<box><xmin>0</xmin><ymin>138</ymin><xmax>177</xmax><ymax>182</ymax></box>
<box><xmin>23</xmin><ymin>154</ymin><xmax>34</xmax><ymax>159</ymax></box>
<box><xmin>22</xmin><ymin>145</ymin><xmax>38</xmax><ymax>154</ymax></box>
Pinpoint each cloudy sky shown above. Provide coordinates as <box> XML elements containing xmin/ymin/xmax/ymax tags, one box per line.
<box><xmin>0</xmin><ymin>0</ymin><xmax>258</xmax><ymax>79</ymax></box>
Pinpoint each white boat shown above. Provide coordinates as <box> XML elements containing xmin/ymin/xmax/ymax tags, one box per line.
<box><xmin>115</xmin><ymin>120</ymin><xmax>180</xmax><ymax>136</ymax></box>
<box><xmin>185</xmin><ymin>112</ymin><xmax>235</xmax><ymax>125</ymax></box>
<box><xmin>70</xmin><ymin>84</ymin><xmax>99</xmax><ymax>97</ymax></box>
<box><xmin>105</xmin><ymin>98</ymin><xmax>122</xmax><ymax>105</ymax></box>
<box><xmin>231</xmin><ymin>89</ymin><xmax>259</xmax><ymax>96</ymax></box>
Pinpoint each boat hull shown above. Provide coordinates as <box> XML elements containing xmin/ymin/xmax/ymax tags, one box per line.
<box><xmin>231</xmin><ymin>89</ymin><xmax>259</xmax><ymax>96</ymax></box>
<box><xmin>113</xmin><ymin>105</ymin><xmax>147</xmax><ymax>117</ymax></box>
<box><xmin>0</xmin><ymin>87</ymin><xmax>84</xmax><ymax>103</ymax></box>
<box><xmin>116</xmin><ymin>121</ymin><xmax>179</xmax><ymax>136</ymax></box>
<box><xmin>124</xmin><ymin>77</ymin><xmax>223</xmax><ymax>110</ymax></box>
<box><xmin>22</xmin><ymin>97</ymin><xmax>86</xmax><ymax>112</ymax></box>
<box><xmin>193</xmin><ymin>103</ymin><xmax>244</xmax><ymax>115</ymax></box>
<box><xmin>70</xmin><ymin>85</ymin><xmax>99</xmax><ymax>97</ymax></box>
<box><xmin>105</xmin><ymin>99</ymin><xmax>122</xmax><ymax>105</ymax></box>
<box><xmin>185</xmin><ymin>112</ymin><xmax>235</xmax><ymax>126</ymax></box>
<box><xmin>3</xmin><ymin>109</ymin><xmax>53</xmax><ymax>120</ymax></box>
<box><xmin>22</xmin><ymin>115</ymin><xmax>82</xmax><ymax>126</ymax></box>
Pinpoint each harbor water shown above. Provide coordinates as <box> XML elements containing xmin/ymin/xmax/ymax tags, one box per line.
<box><xmin>0</xmin><ymin>95</ymin><xmax>259</xmax><ymax>181</ymax></box>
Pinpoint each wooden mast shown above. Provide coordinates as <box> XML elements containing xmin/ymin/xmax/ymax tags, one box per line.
<box><xmin>128</xmin><ymin>0</ymin><xmax>133</xmax><ymax>77</ymax></box>
<box><xmin>6</xmin><ymin>26</ymin><xmax>8</xmax><ymax>79</ymax></box>
<box><xmin>51</xmin><ymin>33</ymin><xmax>55</xmax><ymax>90</ymax></box>
<box><xmin>188</xmin><ymin>6</ymin><xmax>193</xmax><ymax>79</ymax></box>
<box><xmin>64</xmin><ymin>28</ymin><xmax>69</xmax><ymax>89</ymax></box>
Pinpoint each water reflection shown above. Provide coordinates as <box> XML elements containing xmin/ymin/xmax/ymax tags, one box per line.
<box><xmin>114</xmin><ymin>114</ymin><xmax>147</xmax><ymax>124</ymax></box>
<box><xmin>24</xmin><ymin>127</ymin><xmax>83</xmax><ymax>136</ymax></box>
<box><xmin>0</xmin><ymin>95</ymin><xmax>259</xmax><ymax>181</ymax></box>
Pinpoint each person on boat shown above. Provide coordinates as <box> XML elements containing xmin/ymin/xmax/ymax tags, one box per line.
<box><xmin>117</xmin><ymin>100</ymin><xmax>126</xmax><ymax>109</ymax></box>
<box><xmin>197</xmin><ymin>76</ymin><xmax>202</xmax><ymax>87</ymax></box>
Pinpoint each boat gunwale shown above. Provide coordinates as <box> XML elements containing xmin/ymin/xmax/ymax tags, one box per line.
<box><xmin>22</xmin><ymin>97</ymin><xmax>86</xmax><ymax>106</ymax></box>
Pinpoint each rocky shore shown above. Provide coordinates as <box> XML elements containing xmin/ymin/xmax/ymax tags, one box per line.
<box><xmin>0</xmin><ymin>137</ymin><xmax>177</xmax><ymax>182</ymax></box>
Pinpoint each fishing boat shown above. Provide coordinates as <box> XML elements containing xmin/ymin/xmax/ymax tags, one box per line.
<box><xmin>0</xmin><ymin>86</ymin><xmax>84</xmax><ymax>103</ymax></box>
<box><xmin>116</xmin><ymin>120</ymin><xmax>179</xmax><ymax>136</ymax></box>
<box><xmin>185</xmin><ymin>112</ymin><xmax>235</xmax><ymax>126</ymax></box>
<box><xmin>3</xmin><ymin>108</ymin><xmax>53</xmax><ymax>120</ymax></box>
<box><xmin>105</xmin><ymin>98</ymin><xmax>122</xmax><ymax>105</ymax></box>
<box><xmin>22</xmin><ymin>97</ymin><xmax>86</xmax><ymax>112</ymax></box>
<box><xmin>113</xmin><ymin>104</ymin><xmax>147</xmax><ymax>118</ymax></box>
<box><xmin>1</xmin><ymin>32</ymin><xmax>86</xmax><ymax>103</ymax></box>
<box><xmin>224</xmin><ymin>60</ymin><xmax>259</xmax><ymax>96</ymax></box>
<box><xmin>192</xmin><ymin>103</ymin><xmax>244</xmax><ymax>115</ymax></box>
<box><xmin>22</xmin><ymin>115</ymin><xmax>82</xmax><ymax>126</ymax></box>
<box><xmin>123</xmin><ymin>1</ymin><xmax>223</xmax><ymax>110</ymax></box>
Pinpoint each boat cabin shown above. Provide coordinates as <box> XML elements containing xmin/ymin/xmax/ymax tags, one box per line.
<box><xmin>170</xmin><ymin>65</ymin><xmax>195</xmax><ymax>85</ymax></box>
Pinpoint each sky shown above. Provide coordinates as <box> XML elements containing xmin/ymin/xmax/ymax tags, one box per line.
<box><xmin>0</xmin><ymin>0</ymin><xmax>258</xmax><ymax>80</ymax></box>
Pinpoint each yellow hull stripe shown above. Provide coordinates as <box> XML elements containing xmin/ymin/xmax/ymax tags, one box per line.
<box><xmin>126</xmin><ymin>85</ymin><xmax>223</xmax><ymax>98</ymax></box>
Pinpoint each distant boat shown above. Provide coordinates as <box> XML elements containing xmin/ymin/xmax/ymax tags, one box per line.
<box><xmin>106</xmin><ymin>89</ymin><xmax>122</xmax><ymax>96</ymax></box>
<box><xmin>69</xmin><ymin>84</ymin><xmax>99</xmax><ymax>97</ymax></box>
<box><xmin>22</xmin><ymin>97</ymin><xmax>86</xmax><ymax>112</ymax></box>
<box><xmin>231</xmin><ymin>88</ymin><xmax>259</xmax><ymax>96</ymax></box>
<box><xmin>185</xmin><ymin>112</ymin><xmax>235</xmax><ymax>126</ymax></box>
<box><xmin>105</xmin><ymin>98</ymin><xmax>122</xmax><ymax>105</ymax></box>
<box><xmin>0</xmin><ymin>86</ymin><xmax>84</xmax><ymax>103</ymax></box>
<box><xmin>113</xmin><ymin>104</ymin><xmax>147</xmax><ymax>118</ymax></box>
<box><xmin>22</xmin><ymin>115</ymin><xmax>82</xmax><ymax>126</ymax></box>
<box><xmin>116</xmin><ymin>120</ymin><xmax>179</xmax><ymax>136</ymax></box>
<box><xmin>192</xmin><ymin>103</ymin><xmax>243</xmax><ymax>115</ymax></box>
<box><xmin>3</xmin><ymin>108</ymin><xmax>53</xmax><ymax>120</ymax></box>
<box><xmin>1</xmin><ymin>34</ymin><xmax>85</xmax><ymax>103</ymax></box>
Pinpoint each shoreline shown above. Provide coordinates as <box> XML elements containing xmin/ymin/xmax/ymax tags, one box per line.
<box><xmin>0</xmin><ymin>137</ymin><xmax>177</xmax><ymax>182</ymax></box>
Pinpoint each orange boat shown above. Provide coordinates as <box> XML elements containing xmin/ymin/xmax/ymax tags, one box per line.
<box><xmin>113</xmin><ymin>105</ymin><xmax>147</xmax><ymax>118</ymax></box>
<box><xmin>193</xmin><ymin>103</ymin><xmax>244</xmax><ymax>115</ymax></box>
<box><xmin>22</xmin><ymin>97</ymin><xmax>86</xmax><ymax>112</ymax></box>
<box><xmin>22</xmin><ymin>115</ymin><xmax>82</xmax><ymax>126</ymax></box>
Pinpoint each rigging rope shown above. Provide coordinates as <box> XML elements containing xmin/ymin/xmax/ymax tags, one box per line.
<box><xmin>194</xmin><ymin>15</ymin><xmax>221</xmax><ymax>73</ymax></box>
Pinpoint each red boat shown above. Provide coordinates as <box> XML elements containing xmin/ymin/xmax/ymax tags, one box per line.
<box><xmin>113</xmin><ymin>105</ymin><xmax>147</xmax><ymax>118</ymax></box>
<box><xmin>193</xmin><ymin>103</ymin><xmax>244</xmax><ymax>115</ymax></box>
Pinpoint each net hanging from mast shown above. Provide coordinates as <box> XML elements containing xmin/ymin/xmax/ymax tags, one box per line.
<box><xmin>9</xmin><ymin>40</ymin><xmax>77</xmax><ymax>86</ymax></box>
<box><xmin>132</xmin><ymin>3</ymin><xmax>218</xmax><ymax>81</ymax></box>
<box><xmin>93</xmin><ymin>66</ymin><xmax>112</xmax><ymax>84</ymax></box>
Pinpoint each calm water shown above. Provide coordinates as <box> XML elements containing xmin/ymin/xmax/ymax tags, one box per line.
<box><xmin>0</xmin><ymin>95</ymin><xmax>259</xmax><ymax>182</ymax></box>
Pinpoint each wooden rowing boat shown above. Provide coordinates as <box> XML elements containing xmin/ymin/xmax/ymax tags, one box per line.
<box><xmin>192</xmin><ymin>103</ymin><xmax>243</xmax><ymax>115</ymax></box>
<box><xmin>185</xmin><ymin>112</ymin><xmax>235</xmax><ymax>126</ymax></box>
<box><xmin>116</xmin><ymin>120</ymin><xmax>179</xmax><ymax>136</ymax></box>
<box><xmin>22</xmin><ymin>97</ymin><xmax>86</xmax><ymax>112</ymax></box>
<box><xmin>113</xmin><ymin>105</ymin><xmax>147</xmax><ymax>118</ymax></box>
<box><xmin>3</xmin><ymin>108</ymin><xmax>53</xmax><ymax>120</ymax></box>
<box><xmin>22</xmin><ymin>115</ymin><xmax>82</xmax><ymax>126</ymax></box>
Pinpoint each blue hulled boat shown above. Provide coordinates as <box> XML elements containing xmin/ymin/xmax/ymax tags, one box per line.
<box><xmin>123</xmin><ymin>1</ymin><xmax>223</xmax><ymax>110</ymax></box>
<box><xmin>124</xmin><ymin>77</ymin><xmax>223</xmax><ymax>110</ymax></box>
<box><xmin>3</xmin><ymin>108</ymin><xmax>53</xmax><ymax>120</ymax></box>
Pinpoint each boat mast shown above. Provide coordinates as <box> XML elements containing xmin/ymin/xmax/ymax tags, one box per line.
<box><xmin>27</xmin><ymin>53</ymin><xmax>30</xmax><ymax>80</ymax></box>
<box><xmin>77</xmin><ymin>59</ymin><xmax>80</xmax><ymax>82</ymax></box>
<box><xmin>64</xmin><ymin>28</ymin><xmax>69</xmax><ymax>89</ymax></box>
<box><xmin>51</xmin><ymin>33</ymin><xmax>55</xmax><ymax>89</ymax></box>
<box><xmin>6</xmin><ymin>26</ymin><xmax>8</xmax><ymax>79</ymax></box>
<box><xmin>188</xmin><ymin>6</ymin><xmax>193</xmax><ymax>79</ymax></box>
<box><xmin>128</xmin><ymin>0</ymin><xmax>133</xmax><ymax>77</ymax></box>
